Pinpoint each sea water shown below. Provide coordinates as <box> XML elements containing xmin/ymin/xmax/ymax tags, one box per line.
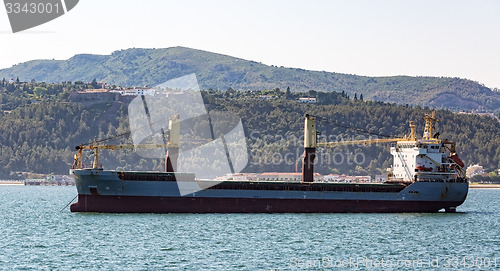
<box><xmin>0</xmin><ymin>186</ymin><xmax>499</xmax><ymax>270</ymax></box>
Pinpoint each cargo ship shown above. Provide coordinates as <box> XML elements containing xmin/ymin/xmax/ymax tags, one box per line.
<box><xmin>70</xmin><ymin>112</ymin><xmax>468</xmax><ymax>213</ymax></box>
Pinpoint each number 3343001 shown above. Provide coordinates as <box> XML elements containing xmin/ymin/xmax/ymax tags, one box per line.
<box><xmin>5</xmin><ymin>2</ymin><xmax>62</xmax><ymax>14</ymax></box>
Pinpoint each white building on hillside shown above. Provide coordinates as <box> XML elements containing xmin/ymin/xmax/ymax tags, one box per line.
<box><xmin>298</xmin><ymin>97</ymin><xmax>317</xmax><ymax>103</ymax></box>
<box><xmin>466</xmin><ymin>164</ymin><xmax>484</xmax><ymax>178</ymax></box>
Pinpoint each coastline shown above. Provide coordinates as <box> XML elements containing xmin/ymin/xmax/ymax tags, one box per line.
<box><xmin>0</xmin><ymin>180</ymin><xmax>24</xmax><ymax>185</ymax></box>
<box><xmin>3</xmin><ymin>180</ymin><xmax>498</xmax><ymax>188</ymax></box>
<box><xmin>469</xmin><ymin>183</ymin><xmax>500</xmax><ymax>189</ymax></box>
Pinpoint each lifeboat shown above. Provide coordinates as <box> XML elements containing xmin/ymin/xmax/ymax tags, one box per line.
<box><xmin>450</xmin><ymin>154</ymin><xmax>465</xmax><ymax>167</ymax></box>
<box><xmin>416</xmin><ymin>166</ymin><xmax>433</xmax><ymax>172</ymax></box>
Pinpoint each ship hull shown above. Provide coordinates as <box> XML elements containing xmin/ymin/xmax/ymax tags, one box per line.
<box><xmin>70</xmin><ymin>194</ymin><xmax>464</xmax><ymax>213</ymax></box>
<box><xmin>70</xmin><ymin>169</ymin><xmax>468</xmax><ymax>213</ymax></box>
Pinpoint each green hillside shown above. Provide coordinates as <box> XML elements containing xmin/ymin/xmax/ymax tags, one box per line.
<box><xmin>1</xmin><ymin>47</ymin><xmax>499</xmax><ymax>112</ymax></box>
<box><xmin>0</xmin><ymin>81</ymin><xmax>498</xmax><ymax>179</ymax></box>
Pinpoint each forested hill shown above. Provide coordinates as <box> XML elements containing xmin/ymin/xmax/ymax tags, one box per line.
<box><xmin>0</xmin><ymin>81</ymin><xmax>499</xmax><ymax>179</ymax></box>
<box><xmin>1</xmin><ymin>47</ymin><xmax>499</xmax><ymax>112</ymax></box>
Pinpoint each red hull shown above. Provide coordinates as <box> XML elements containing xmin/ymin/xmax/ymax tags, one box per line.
<box><xmin>70</xmin><ymin>194</ymin><xmax>463</xmax><ymax>213</ymax></box>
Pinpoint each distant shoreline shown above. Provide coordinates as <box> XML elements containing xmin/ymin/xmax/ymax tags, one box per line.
<box><xmin>469</xmin><ymin>183</ymin><xmax>500</xmax><ymax>189</ymax></box>
<box><xmin>2</xmin><ymin>180</ymin><xmax>499</xmax><ymax>188</ymax></box>
<box><xmin>0</xmin><ymin>180</ymin><xmax>24</xmax><ymax>185</ymax></box>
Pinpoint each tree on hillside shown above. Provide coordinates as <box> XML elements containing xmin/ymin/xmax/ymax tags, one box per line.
<box><xmin>91</xmin><ymin>78</ymin><xmax>99</xmax><ymax>89</ymax></box>
<box><xmin>6</xmin><ymin>83</ymin><xmax>15</xmax><ymax>92</ymax></box>
<box><xmin>226</xmin><ymin>87</ymin><xmax>236</xmax><ymax>97</ymax></box>
<box><xmin>33</xmin><ymin>87</ymin><xmax>48</xmax><ymax>98</ymax></box>
<box><xmin>308</xmin><ymin>89</ymin><xmax>317</xmax><ymax>97</ymax></box>
<box><xmin>285</xmin><ymin>86</ymin><xmax>292</xmax><ymax>100</ymax></box>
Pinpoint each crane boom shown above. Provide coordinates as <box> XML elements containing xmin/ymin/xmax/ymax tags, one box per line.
<box><xmin>76</xmin><ymin>143</ymin><xmax>174</xmax><ymax>151</ymax></box>
<box><xmin>72</xmin><ymin>140</ymin><xmax>176</xmax><ymax>170</ymax></box>
<box><xmin>302</xmin><ymin>114</ymin><xmax>409</xmax><ymax>183</ymax></box>
<box><xmin>317</xmin><ymin>138</ymin><xmax>402</xmax><ymax>148</ymax></box>
<box><xmin>72</xmin><ymin>115</ymin><xmax>181</xmax><ymax>170</ymax></box>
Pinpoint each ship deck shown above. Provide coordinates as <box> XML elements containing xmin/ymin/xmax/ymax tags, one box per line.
<box><xmin>111</xmin><ymin>170</ymin><xmax>409</xmax><ymax>193</ymax></box>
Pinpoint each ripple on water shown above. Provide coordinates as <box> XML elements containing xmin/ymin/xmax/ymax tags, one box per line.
<box><xmin>0</xmin><ymin>187</ymin><xmax>499</xmax><ymax>270</ymax></box>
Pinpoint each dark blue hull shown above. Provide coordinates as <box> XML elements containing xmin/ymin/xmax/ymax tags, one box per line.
<box><xmin>70</xmin><ymin>169</ymin><xmax>469</xmax><ymax>213</ymax></box>
<box><xmin>70</xmin><ymin>194</ymin><xmax>465</xmax><ymax>213</ymax></box>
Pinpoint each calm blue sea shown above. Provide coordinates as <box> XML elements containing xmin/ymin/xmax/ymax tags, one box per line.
<box><xmin>0</xmin><ymin>186</ymin><xmax>499</xmax><ymax>270</ymax></box>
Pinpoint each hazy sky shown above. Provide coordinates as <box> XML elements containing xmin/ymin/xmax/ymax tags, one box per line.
<box><xmin>1</xmin><ymin>0</ymin><xmax>499</xmax><ymax>88</ymax></box>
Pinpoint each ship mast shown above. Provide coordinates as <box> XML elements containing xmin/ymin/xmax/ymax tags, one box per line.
<box><xmin>165</xmin><ymin>114</ymin><xmax>180</xmax><ymax>172</ymax></box>
<box><xmin>73</xmin><ymin>115</ymin><xmax>181</xmax><ymax>171</ymax></box>
<box><xmin>422</xmin><ymin>111</ymin><xmax>438</xmax><ymax>140</ymax></box>
<box><xmin>92</xmin><ymin>137</ymin><xmax>99</xmax><ymax>169</ymax></box>
<box><xmin>302</xmin><ymin>114</ymin><xmax>316</xmax><ymax>183</ymax></box>
<box><xmin>301</xmin><ymin>114</ymin><xmax>417</xmax><ymax>183</ymax></box>
<box><xmin>409</xmin><ymin>121</ymin><xmax>416</xmax><ymax>141</ymax></box>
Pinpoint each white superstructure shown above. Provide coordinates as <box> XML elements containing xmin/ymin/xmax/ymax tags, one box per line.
<box><xmin>389</xmin><ymin>112</ymin><xmax>466</xmax><ymax>183</ymax></box>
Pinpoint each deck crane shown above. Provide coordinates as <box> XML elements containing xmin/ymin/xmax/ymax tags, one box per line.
<box><xmin>301</xmin><ymin>114</ymin><xmax>409</xmax><ymax>182</ymax></box>
<box><xmin>72</xmin><ymin>115</ymin><xmax>181</xmax><ymax>172</ymax></box>
<box><xmin>301</xmin><ymin>113</ymin><xmax>464</xmax><ymax>183</ymax></box>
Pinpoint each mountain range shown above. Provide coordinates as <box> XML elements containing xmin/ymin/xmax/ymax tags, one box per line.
<box><xmin>1</xmin><ymin>46</ymin><xmax>499</xmax><ymax>112</ymax></box>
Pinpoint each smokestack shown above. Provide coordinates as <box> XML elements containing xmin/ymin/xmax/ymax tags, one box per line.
<box><xmin>302</xmin><ymin>114</ymin><xmax>316</xmax><ymax>183</ymax></box>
